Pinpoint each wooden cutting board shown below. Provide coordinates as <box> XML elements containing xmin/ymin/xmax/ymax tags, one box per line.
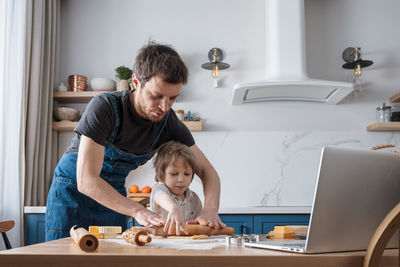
<box><xmin>128</xmin><ymin>193</ymin><xmax>151</xmax><ymax>198</ymax></box>
<box><xmin>128</xmin><ymin>193</ymin><xmax>150</xmax><ymax>207</ymax></box>
<box><xmin>129</xmin><ymin>224</ymin><xmax>235</xmax><ymax>236</ymax></box>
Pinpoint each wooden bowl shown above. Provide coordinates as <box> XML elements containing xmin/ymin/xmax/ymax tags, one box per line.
<box><xmin>55</xmin><ymin>107</ymin><xmax>79</xmax><ymax>121</ymax></box>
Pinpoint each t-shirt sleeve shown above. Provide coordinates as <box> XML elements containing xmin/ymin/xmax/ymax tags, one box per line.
<box><xmin>167</xmin><ymin>111</ymin><xmax>195</xmax><ymax>147</ymax></box>
<box><xmin>74</xmin><ymin>93</ymin><xmax>115</xmax><ymax>146</ymax></box>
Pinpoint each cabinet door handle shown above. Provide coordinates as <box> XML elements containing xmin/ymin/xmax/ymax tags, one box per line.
<box><xmin>241</xmin><ymin>225</ymin><xmax>246</xmax><ymax>234</ymax></box>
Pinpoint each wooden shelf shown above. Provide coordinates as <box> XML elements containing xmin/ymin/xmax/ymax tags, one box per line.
<box><xmin>366</xmin><ymin>122</ymin><xmax>400</xmax><ymax>131</ymax></box>
<box><xmin>53</xmin><ymin>91</ymin><xmax>106</xmax><ymax>103</ymax></box>
<box><xmin>52</xmin><ymin>120</ymin><xmax>78</xmax><ymax>132</ymax></box>
<box><xmin>53</xmin><ymin>91</ymin><xmax>203</xmax><ymax>132</ymax></box>
<box><xmin>182</xmin><ymin>121</ymin><xmax>202</xmax><ymax>132</ymax></box>
<box><xmin>52</xmin><ymin>120</ymin><xmax>202</xmax><ymax>132</ymax></box>
<box><xmin>389</xmin><ymin>93</ymin><xmax>400</xmax><ymax>103</ymax></box>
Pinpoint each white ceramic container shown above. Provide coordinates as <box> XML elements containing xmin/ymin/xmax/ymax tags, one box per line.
<box><xmin>90</xmin><ymin>78</ymin><xmax>116</xmax><ymax>91</ymax></box>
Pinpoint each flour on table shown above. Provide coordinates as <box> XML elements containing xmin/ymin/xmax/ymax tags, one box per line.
<box><xmin>103</xmin><ymin>236</ymin><xmax>226</xmax><ymax>250</ymax></box>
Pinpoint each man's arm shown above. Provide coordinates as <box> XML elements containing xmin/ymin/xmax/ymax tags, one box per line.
<box><xmin>188</xmin><ymin>144</ymin><xmax>226</xmax><ymax>228</ymax></box>
<box><xmin>76</xmin><ymin>135</ymin><xmax>165</xmax><ymax>227</ymax></box>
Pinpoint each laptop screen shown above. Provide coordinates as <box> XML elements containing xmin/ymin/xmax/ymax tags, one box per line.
<box><xmin>305</xmin><ymin>146</ymin><xmax>400</xmax><ymax>253</ymax></box>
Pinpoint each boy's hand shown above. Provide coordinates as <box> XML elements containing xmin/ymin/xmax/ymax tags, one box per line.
<box><xmin>164</xmin><ymin>206</ymin><xmax>188</xmax><ymax>235</ymax></box>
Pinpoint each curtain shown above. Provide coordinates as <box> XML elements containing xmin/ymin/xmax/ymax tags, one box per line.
<box><xmin>0</xmin><ymin>0</ymin><xmax>27</xmax><ymax>250</ymax></box>
<box><xmin>24</xmin><ymin>0</ymin><xmax>60</xmax><ymax>206</ymax></box>
<box><xmin>0</xmin><ymin>0</ymin><xmax>59</xmax><ymax>249</ymax></box>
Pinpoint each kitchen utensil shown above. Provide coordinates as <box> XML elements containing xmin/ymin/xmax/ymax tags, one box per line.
<box><xmin>130</xmin><ymin>224</ymin><xmax>235</xmax><ymax>236</ymax></box>
<box><xmin>122</xmin><ymin>229</ymin><xmax>152</xmax><ymax>246</ymax></box>
<box><xmin>70</xmin><ymin>225</ymin><xmax>98</xmax><ymax>252</ymax></box>
<box><xmin>226</xmin><ymin>234</ymin><xmax>265</xmax><ymax>247</ymax></box>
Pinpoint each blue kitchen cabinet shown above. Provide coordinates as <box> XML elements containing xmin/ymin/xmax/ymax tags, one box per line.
<box><xmin>254</xmin><ymin>214</ymin><xmax>310</xmax><ymax>234</ymax></box>
<box><xmin>26</xmin><ymin>214</ymin><xmax>46</xmax><ymax>246</ymax></box>
<box><xmin>220</xmin><ymin>214</ymin><xmax>310</xmax><ymax>235</ymax></box>
<box><xmin>219</xmin><ymin>214</ymin><xmax>254</xmax><ymax>234</ymax></box>
<box><xmin>25</xmin><ymin>213</ymin><xmax>310</xmax><ymax>245</ymax></box>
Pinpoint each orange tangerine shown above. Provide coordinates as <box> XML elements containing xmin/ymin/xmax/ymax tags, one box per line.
<box><xmin>141</xmin><ymin>186</ymin><xmax>151</xmax><ymax>193</ymax></box>
<box><xmin>129</xmin><ymin>184</ymin><xmax>139</xmax><ymax>193</ymax></box>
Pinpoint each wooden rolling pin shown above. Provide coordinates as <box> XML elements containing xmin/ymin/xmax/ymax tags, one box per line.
<box><xmin>70</xmin><ymin>225</ymin><xmax>99</xmax><ymax>252</ymax></box>
<box><xmin>130</xmin><ymin>224</ymin><xmax>235</xmax><ymax>236</ymax></box>
<box><xmin>122</xmin><ymin>229</ymin><xmax>152</xmax><ymax>246</ymax></box>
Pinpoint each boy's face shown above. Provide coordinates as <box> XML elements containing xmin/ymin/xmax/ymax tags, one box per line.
<box><xmin>163</xmin><ymin>158</ymin><xmax>193</xmax><ymax>198</ymax></box>
<box><xmin>133</xmin><ymin>74</ymin><xmax>181</xmax><ymax>122</ymax></box>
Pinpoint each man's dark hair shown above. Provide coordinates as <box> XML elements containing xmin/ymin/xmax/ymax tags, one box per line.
<box><xmin>133</xmin><ymin>41</ymin><xmax>188</xmax><ymax>87</ymax></box>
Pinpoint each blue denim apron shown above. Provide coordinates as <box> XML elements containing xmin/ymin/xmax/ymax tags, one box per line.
<box><xmin>45</xmin><ymin>93</ymin><xmax>168</xmax><ymax>241</ymax></box>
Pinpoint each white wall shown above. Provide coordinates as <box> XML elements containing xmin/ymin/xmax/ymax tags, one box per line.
<box><xmin>57</xmin><ymin>0</ymin><xmax>400</xmax><ymax>208</ymax></box>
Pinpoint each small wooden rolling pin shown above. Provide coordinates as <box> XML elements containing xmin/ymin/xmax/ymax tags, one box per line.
<box><xmin>130</xmin><ymin>224</ymin><xmax>235</xmax><ymax>236</ymax></box>
<box><xmin>122</xmin><ymin>229</ymin><xmax>152</xmax><ymax>246</ymax></box>
<box><xmin>70</xmin><ymin>225</ymin><xmax>99</xmax><ymax>252</ymax></box>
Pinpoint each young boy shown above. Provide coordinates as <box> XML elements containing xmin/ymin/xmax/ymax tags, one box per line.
<box><xmin>150</xmin><ymin>141</ymin><xmax>202</xmax><ymax>235</ymax></box>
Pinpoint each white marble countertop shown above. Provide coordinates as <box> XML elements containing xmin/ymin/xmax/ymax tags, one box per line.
<box><xmin>24</xmin><ymin>206</ymin><xmax>311</xmax><ymax>214</ymax></box>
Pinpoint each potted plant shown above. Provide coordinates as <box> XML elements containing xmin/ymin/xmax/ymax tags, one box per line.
<box><xmin>115</xmin><ymin>66</ymin><xmax>132</xmax><ymax>91</ymax></box>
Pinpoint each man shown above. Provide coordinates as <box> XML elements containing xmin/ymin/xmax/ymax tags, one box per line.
<box><xmin>45</xmin><ymin>42</ymin><xmax>226</xmax><ymax>241</ymax></box>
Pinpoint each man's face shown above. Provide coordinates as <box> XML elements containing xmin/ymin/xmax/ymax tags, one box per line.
<box><xmin>134</xmin><ymin>75</ymin><xmax>182</xmax><ymax>122</ymax></box>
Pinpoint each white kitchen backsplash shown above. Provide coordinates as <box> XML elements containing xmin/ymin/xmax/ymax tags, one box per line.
<box><xmin>125</xmin><ymin>131</ymin><xmax>400</xmax><ymax>209</ymax></box>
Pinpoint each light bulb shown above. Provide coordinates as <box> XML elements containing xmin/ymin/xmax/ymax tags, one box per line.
<box><xmin>211</xmin><ymin>64</ymin><xmax>219</xmax><ymax>78</ymax></box>
<box><xmin>354</xmin><ymin>63</ymin><xmax>362</xmax><ymax>77</ymax></box>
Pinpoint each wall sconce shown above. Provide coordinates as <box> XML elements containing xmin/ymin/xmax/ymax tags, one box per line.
<box><xmin>342</xmin><ymin>47</ymin><xmax>373</xmax><ymax>76</ymax></box>
<box><xmin>201</xmin><ymin>48</ymin><xmax>230</xmax><ymax>88</ymax></box>
<box><xmin>342</xmin><ymin>47</ymin><xmax>373</xmax><ymax>96</ymax></box>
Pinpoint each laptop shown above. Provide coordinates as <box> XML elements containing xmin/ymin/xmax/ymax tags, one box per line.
<box><xmin>245</xmin><ymin>146</ymin><xmax>400</xmax><ymax>253</ymax></box>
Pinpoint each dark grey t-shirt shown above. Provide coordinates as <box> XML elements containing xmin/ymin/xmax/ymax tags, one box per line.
<box><xmin>66</xmin><ymin>90</ymin><xmax>195</xmax><ymax>154</ymax></box>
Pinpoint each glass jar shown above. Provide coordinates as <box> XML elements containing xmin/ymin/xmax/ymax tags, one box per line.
<box><xmin>376</xmin><ymin>103</ymin><xmax>391</xmax><ymax>122</ymax></box>
<box><xmin>174</xmin><ymin>109</ymin><xmax>184</xmax><ymax>121</ymax></box>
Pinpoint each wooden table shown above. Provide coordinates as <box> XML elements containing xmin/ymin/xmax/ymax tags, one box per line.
<box><xmin>0</xmin><ymin>237</ymin><xmax>397</xmax><ymax>267</ymax></box>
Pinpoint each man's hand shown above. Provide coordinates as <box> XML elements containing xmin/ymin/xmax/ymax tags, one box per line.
<box><xmin>132</xmin><ymin>206</ymin><xmax>165</xmax><ymax>227</ymax></box>
<box><xmin>187</xmin><ymin>210</ymin><xmax>226</xmax><ymax>228</ymax></box>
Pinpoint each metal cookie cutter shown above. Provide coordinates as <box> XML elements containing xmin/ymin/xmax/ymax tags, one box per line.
<box><xmin>225</xmin><ymin>234</ymin><xmax>262</xmax><ymax>247</ymax></box>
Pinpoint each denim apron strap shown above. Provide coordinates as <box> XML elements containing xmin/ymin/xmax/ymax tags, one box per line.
<box><xmin>146</xmin><ymin>111</ymin><xmax>169</xmax><ymax>154</ymax></box>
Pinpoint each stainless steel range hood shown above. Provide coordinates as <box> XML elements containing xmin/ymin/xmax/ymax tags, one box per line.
<box><xmin>231</xmin><ymin>0</ymin><xmax>353</xmax><ymax>105</ymax></box>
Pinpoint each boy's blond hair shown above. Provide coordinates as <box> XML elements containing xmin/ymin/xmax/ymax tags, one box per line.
<box><xmin>153</xmin><ymin>141</ymin><xmax>195</xmax><ymax>182</ymax></box>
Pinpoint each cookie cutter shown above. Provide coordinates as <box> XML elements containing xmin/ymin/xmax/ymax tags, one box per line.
<box><xmin>225</xmin><ymin>234</ymin><xmax>264</xmax><ymax>247</ymax></box>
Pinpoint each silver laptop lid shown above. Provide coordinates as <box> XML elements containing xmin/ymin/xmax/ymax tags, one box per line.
<box><xmin>305</xmin><ymin>146</ymin><xmax>400</xmax><ymax>253</ymax></box>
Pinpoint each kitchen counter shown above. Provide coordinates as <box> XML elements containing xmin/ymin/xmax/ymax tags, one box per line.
<box><xmin>24</xmin><ymin>206</ymin><xmax>311</xmax><ymax>214</ymax></box>
<box><xmin>0</xmin><ymin>237</ymin><xmax>396</xmax><ymax>267</ymax></box>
